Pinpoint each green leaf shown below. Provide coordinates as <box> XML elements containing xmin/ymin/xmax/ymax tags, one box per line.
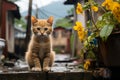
<box><xmin>116</xmin><ymin>0</ymin><xmax>120</xmax><ymax>3</ymax></box>
<box><xmin>100</xmin><ymin>24</ymin><xmax>114</xmax><ymax>41</ymax></box>
<box><xmin>83</xmin><ymin>2</ymin><xmax>90</xmax><ymax>10</ymax></box>
<box><xmin>98</xmin><ymin>16</ymin><xmax>102</xmax><ymax>21</ymax></box>
<box><xmin>86</xmin><ymin>20</ymin><xmax>91</xmax><ymax>28</ymax></box>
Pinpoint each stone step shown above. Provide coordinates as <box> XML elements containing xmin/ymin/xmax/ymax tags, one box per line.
<box><xmin>0</xmin><ymin>71</ymin><xmax>92</xmax><ymax>80</ymax></box>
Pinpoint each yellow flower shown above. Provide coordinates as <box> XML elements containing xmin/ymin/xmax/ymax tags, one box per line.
<box><xmin>91</xmin><ymin>6</ymin><xmax>98</xmax><ymax>12</ymax></box>
<box><xmin>73</xmin><ymin>21</ymin><xmax>83</xmax><ymax>31</ymax></box>
<box><xmin>112</xmin><ymin>2</ymin><xmax>120</xmax><ymax>22</ymax></box>
<box><xmin>102</xmin><ymin>0</ymin><xmax>113</xmax><ymax>10</ymax></box>
<box><xmin>86</xmin><ymin>60</ymin><xmax>90</xmax><ymax>65</ymax></box>
<box><xmin>78</xmin><ymin>31</ymin><xmax>85</xmax><ymax>41</ymax></box>
<box><xmin>76</xmin><ymin>3</ymin><xmax>83</xmax><ymax>14</ymax></box>
<box><xmin>84</xmin><ymin>60</ymin><xmax>91</xmax><ymax>70</ymax></box>
<box><xmin>73</xmin><ymin>21</ymin><xmax>87</xmax><ymax>42</ymax></box>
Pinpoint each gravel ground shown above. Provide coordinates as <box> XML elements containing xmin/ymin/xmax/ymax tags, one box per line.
<box><xmin>0</xmin><ymin>54</ymin><xmax>84</xmax><ymax>73</ymax></box>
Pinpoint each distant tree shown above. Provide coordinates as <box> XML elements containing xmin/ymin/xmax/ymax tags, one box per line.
<box><xmin>55</xmin><ymin>18</ymin><xmax>73</xmax><ymax>28</ymax></box>
<box><xmin>8</xmin><ymin>0</ymin><xmax>19</xmax><ymax>2</ymax></box>
<box><xmin>67</xmin><ymin>8</ymin><xmax>74</xmax><ymax>15</ymax></box>
<box><xmin>15</xmin><ymin>18</ymin><xmax>26</xmax><ymax>29</ymax></box>
<box><xmin>55</xmin><ymin>8</ymin><xmax>74</xmax><ymax>28</ymax></box>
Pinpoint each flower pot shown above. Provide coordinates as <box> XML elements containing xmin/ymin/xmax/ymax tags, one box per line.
<box><xmin>98</xmin><ymin>33</ymin><xmax>120</xmax><ymax>67</ymax></box>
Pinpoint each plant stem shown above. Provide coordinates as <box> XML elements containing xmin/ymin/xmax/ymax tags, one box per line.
<box><xmin>99</xmin><ymin>6</ymin><xmax>107</xmax><ymax>13</ymax></box>
<box><xmin>89</xmin><ymin>8</ymin><xmax>99</xmax><ymax>31</ymax></box>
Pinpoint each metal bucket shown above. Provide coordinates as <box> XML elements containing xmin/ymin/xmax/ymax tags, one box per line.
<box><xmin>0</xmin><ymin>38</ymin><xmax>5</xmax><ymax>55</ymax></box>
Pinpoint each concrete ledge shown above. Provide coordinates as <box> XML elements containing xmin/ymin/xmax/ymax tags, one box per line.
<box><xmin>0</xmin><ymin>71</ymin><xmax>93</xmax><ymax>80</ymax></box>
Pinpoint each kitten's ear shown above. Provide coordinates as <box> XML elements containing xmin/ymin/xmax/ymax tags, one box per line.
<box><xmin>31</xmin><ymin>16</ymin><xmax>38</xmax><ymax>24</ymax></box>
<box><xmin>47</xmin><ymin>16</ymin><xmax>54</xmax><ymax>25</ymax></box>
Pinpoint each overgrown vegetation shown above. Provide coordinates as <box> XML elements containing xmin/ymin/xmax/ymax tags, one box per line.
<box><xmin>55</xmin><ymin>18</ymin><xmax>73</xmax><ymax>28</ymax></box>
<box><xmin>8</xmin><ymin>0</ymin><xmax>19</xmax><ymax>2</ymax></box>
<box><xmin>15</xmin><ymin>18</ymin><xmax>26</xmax><ymax>29</ymax></box>
<box><xmin>55</xmin><ymin>8</ymin><xmax>74</xmax><ymax>28</ymax></box>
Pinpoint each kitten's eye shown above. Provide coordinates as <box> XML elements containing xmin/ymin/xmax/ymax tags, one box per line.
<box><xmin>44</xmin><ymin>28</ymin><xmax>48</xmax><ymax>31</ymax></box>
<box><xmin>37</xmin><ymin>28</ymin><xmax>40</xmax><ymax>30</ymax></box>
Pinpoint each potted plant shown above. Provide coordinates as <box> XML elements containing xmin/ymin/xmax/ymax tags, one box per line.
<box><xmin>73</xmin><ymin>0</ymin><xmax>120</xmax><ymax>67</ymax></box>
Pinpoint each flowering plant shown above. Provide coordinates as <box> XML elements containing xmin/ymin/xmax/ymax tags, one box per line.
<box><xmin>73</xmin><ymin>0</ymin><xmax>120</xmax><ymax>59</ymax></box>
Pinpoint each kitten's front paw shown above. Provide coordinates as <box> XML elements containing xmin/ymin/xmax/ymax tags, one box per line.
<box><xmin>43</xmin><ymin>67</ymin><xmax>50</xmax><ymax>71</ymax></box>
<box><xmin>31</xmin><ymin>67</ymin><xmax>42</xmax><ymax>71</ymax></box>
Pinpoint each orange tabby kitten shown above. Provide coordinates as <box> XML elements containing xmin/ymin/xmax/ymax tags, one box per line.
<box><xmin>25</xmin><ymin>16</ymin><xmax>55</xmax><ymax>71</ymax></box>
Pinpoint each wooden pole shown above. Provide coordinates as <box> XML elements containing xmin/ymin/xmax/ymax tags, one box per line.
<box><xmin>0</xmin><ymin>0</ymin><xmax>2</xmax><ymax>29</ymax></box>
<box><xmin>35</xmin><ymin>4</ymin><xmax>38</xmax><ymax>18</ymax></box>
<box><xmin>71</xmin><ymin>4</ymin><xmax>77</xmax><ymax>57</ymax></box>
<box><xmin>25</xmin><ymin>0</ymin><xmax>32</xmax><ymax>50</ymax></box>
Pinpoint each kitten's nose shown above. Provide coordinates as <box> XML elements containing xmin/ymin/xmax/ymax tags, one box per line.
<box><xmin>41</xmin><ymin>33</ymin><xmax>43</xmax><ymax>35</ymax></box>
<box><xmin>41</xmin><ymin>30</ymin><xmax>44</xmax><ymax>35</ymax></box>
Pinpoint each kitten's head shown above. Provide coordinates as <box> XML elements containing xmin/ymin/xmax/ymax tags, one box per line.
<box><xmin>31</xmin><ymin>16</ymin><xmax>54</xmax><ymax>37</ymax></box>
